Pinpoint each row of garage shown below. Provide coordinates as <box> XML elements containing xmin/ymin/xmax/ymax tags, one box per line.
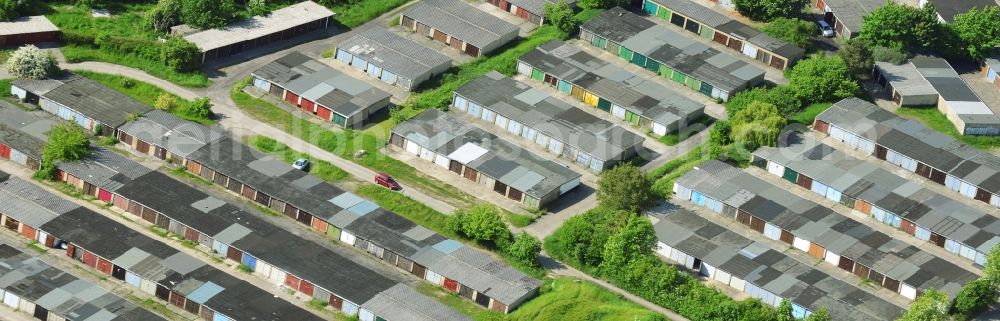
<box><xmin>674</xmin><ymin>181</ymin><xmax>924</xmax><ymax>300</ymax></box>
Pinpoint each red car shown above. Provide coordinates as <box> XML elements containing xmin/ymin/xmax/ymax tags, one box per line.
<box><xmin>375</xmin><ymin>172</ymin><xmax>401</xmax><ymax>190</ymax></box>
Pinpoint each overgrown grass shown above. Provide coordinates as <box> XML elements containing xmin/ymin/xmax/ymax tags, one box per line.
<box><xmin>659</xmin><ymin>116</ymin><xmax>715</xmax><ymax>146</ymax></box>
<box><xmin>133</xmin><ymin>297</ymin><xmax>183</xmax><ymax>321</ymax></box>
<box><xmin>897</xmin><ymin>106</ymin><xmax>1000</xmax><ymax>150</ymax></box>
<box><xmin>231</xmin><ymin>80</ymin><xmax>476</xmax><ymax>207</ymax></box>
<box><xmin>0</xmin><ymin>79</ymin><xmax>11</xmax><ymax>96</ymax></box>
<box><xmin>789</xmin><ymin>102</ymin><xmax>832</xmax><ymax>125</ymax></box>
<box><xmin>416</xmin><ymin>283</ymin><xmax>505</xmax><ymax>321</ymax></box>
<box><xmin>248</xmin><ymin>135</ymin><xmax>349</xmax><ymax>182</ymax></box>
<box><xmin>508</xmin><ymin>277</ymin><xmax>667</xmax><ymax>321</ymax></box>
<box><xmin>330</xmin><ymin>0</ymin><xmax>409</xmax><ymax>28</ymax></box>
<box><xmin>74</xmin><ymin>70</ymin><xmax>215</xmax><ymax>125</ymax></box>
<box><xmin>170</xmin><ymin>166</ymin><xmax>213</xmax><ymax>186</ymax></box>
<box><xmin>507</xmin><ymin>212</ymin><xmax>535</xmax><ymax>228</ymax></box>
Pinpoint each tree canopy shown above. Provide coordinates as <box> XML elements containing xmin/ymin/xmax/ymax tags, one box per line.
<box><xmin>36</xmin><ymin>122</ymin><xmax>91</xmax><ymax>179</ymax></box>
<box><xmin>0</xmin><ymin>0</ymin><xmax>18</xmax><ymax>22</ymax></box>
<box><xmin>732</xmin><ymin>0</ymin><xmax>808</xmax><ymax>22</ymax></box>
<box><xmin>5</xmin><ymin>45</ymin><xmax>59</xmax><ymax>80</ymax></box>
<box><xmin>786</xmin><ymin>54</ymin><xmax>861</xmax><ymax>104</ymax></box>
<box><xmin>576</xmin><ymin>0</ymin><xmax>628</xmax><ymax>10</ymax></box>
<box><xmin>543</xmin><ymin>0</ymin><xmax>577</xmax><ymax>34</ymax></box>
<box><xmin>451</xmin><ymin>204</ymin><xmax>512</xmax><ymax>247</ymax></box>
<box><xmin>761</xmin><ymin>18</ymin><xmax>814</xmax><ymax>48</ymax></box>
<box><xmin>897</xmin><ymin>289</ymin><xmax>949</xmax><ymax>321</ymax></box>
<box><xmin>505</xmin><ymin>233</ymin><xmax>541</xmax><ymax>267</ymax></box>
<box><xmin>161</xmin><ymin>37</ymin><xmax>201</xmax><ymax>72</ymax></box>
<box><xmin>729</xmin><ymin>101</ymin><xmax>786</xmax><ymax>151</ymax></box>
<box><xmin>858</xmin><ymin>2</ymin><xmax>941</xmax><ymax>53</ymax></box>
<box><xmin>146</xmin><ymin>0</ymin><xmax>181</xmax><ymax>33</ymax></box>
<box><xmin>839</xmin><ymin>38</ymin><xmax>874</xmax><ymax>77</ymax></box>
<box><xmin>180</xmin><ymin>0</ymin><xmax>238</xmax><ymax>29</ymax></box>
<box><xmin>950</xmin><ymin>6</ymin><xmax>1000</xmax><ymax>61</ymax></box>
<box><xmin>180</xmin><ymin>97</ymin><xmax>213</xmax><ymax>120</ymax></box>
<box><xmin>600</xmin><ymin>216</ymin><xmax>656</xmax><ymax>273</ymax></box>
<box><xmin>596</xmin><ymin>163</ymin><xmax>656</xmax><ymax>213</ymax></box>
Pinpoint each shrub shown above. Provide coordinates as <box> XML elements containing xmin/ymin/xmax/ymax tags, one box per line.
<box><xmin>5</xmin><ymin>45</ymin><xmax>59</xmax><ymax>80</ymax></box>
<box><xmin>161</xmin><ymin>37</ymin><xmax>201</xmax><ymax>72</ymax></box>
<box><xmin>761</xmin><ymin>18</ymin><xmax>814</xmax><ymax>48</ymax></box>
<box><xmin>154</xmin><ymin>93</ymin><xmax>177</xmax><ymax>110</ymax></box>
<box><xmin>248</xmin><ymin>0</ymin><xmax>268</xmax><ymax>17</ymax></box>
<box><xmin>730</xmin><ymin>101</ymin><xmax>786</xmax><ymax>151</ymax></box>
<box><xmin>839</xmin><ymin>38</ymin><xmax>874</xmax><ymax>77</ymax></box>
<box><xmin>450</xmin><ymin>204</ymin><xmax>513</xmax><ymax>248</ymax></box>
<box><xmin>951</xmin><ymin>278</ymin><xmax>997</xmax><ymax>320</ymax></box>
<box><xmin>543</xmin><ymin>0</ymin><xmax>577</xmax><ymax>34</ymax></box>
<box><xmin>505</xmin><ymin>233</ymin><xmax>541</xmax><ymax>268</ymax></box>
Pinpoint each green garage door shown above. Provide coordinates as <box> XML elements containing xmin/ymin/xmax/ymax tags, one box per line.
<box><xmin>332</xmin><ymin>113</ymin><xmax>347</xmax><ymax>127</ymax></box>
<box><xmin>644</xmin><ymin>59</ymin><xmax>660</xmax><ymax>73</ymax></box>
<box><xmin>592</xmin><ymin>35</ymin><xmax>607</xmax><ymax>49</ymax></box>
<box><xmin>531</xmin><ymin>68</ymin><xmax>544</xmax><ymax>81</ymax></box>
<box><xmin>643</xmin><ymin>0</ymin><xmax>658</xmax><ymax>15</ymax></box>
<box><xmin>659</xmin><ymin>65</ymin><xmax>674</xmax><ymax>78</ymax></box>
<box><xmin>619</xmin><ymin>47</ymin><xmax>633</xmax><ymax>61</ymax></box>
<box><xmin>657</xmin><ymin>7</ymin><xmax>671</xmax><ymax>20</ymax></box>
<box><xmin>631</xmin><ymin>53</ymin><xmax>647</xmax><ymax>67</ymax></box>
<box><xmin>671</xmin><ymin>71</ymin><xmax>686</xmax><ymax>84</ymax></box>
<box><xmin>782</xmin><ymin>168</ymin><xmax>798</xmax><ymax>183</ymax></box>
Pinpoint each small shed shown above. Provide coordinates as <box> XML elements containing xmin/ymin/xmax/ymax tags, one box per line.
<box><xmin>335</xmin><ymin>27</ymin><xmax>451</xmax><ymax>90</ymax></box>
<box><xmin>0</xmin><ymin>16</ymin><xmax>59</xmax><ymax>46</ymax></box>
<box><xmin>401</xmin><ymin>0</ymin><xmax>519</xmax><ymax>57</ymax></box>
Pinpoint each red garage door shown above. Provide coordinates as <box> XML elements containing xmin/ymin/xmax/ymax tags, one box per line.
<box><xmin>285</xmin><ymin>92</ymin><xmax>299</xmax><ymax>105</ymax></box>
<box><xmin>316</xmin><ymin>106</ymin><xmax>333</xmax><ymax>121</ymax></box>
<box><xmin>443</xmin><ymin>278</ymin><xmax>459</xmax><ymax>292</ymax></box>
<box><xmin>301</xmin><ymin>99</ymin><xmax>315</xmax><ymax>113</ymax></box>
<box><xmin>0</xmin><ymin>144</ymin><xmax>9</xmax><ymax>159</ymax></box>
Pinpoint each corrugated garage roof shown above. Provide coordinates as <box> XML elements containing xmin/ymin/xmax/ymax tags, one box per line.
<box><xmin>0</xmin><ymin>243</ymin><xmax>167</xmax><ymax>321</ymax></box>
<box><xmin>183</xmin><ymin>1</ymin><xmax>334</xmax><ymax>52</ymax></box>
<box><xmin>754</xmin><ymin>134</ymin><xmax>1000</xmax><ymax>257</ymax></box>
<box><xmin>392</xmin><ymin>109</ymin><xmax>581</xmax><ymax>201</ymax></box>
<box><xmin>118</xmin><ymin>110</ymin><xmax>225</xmax><ymax>158</ymax></box>
<box><xmin>337</xmin><ymin>27</ymin><xmax>451</xmax><ymax>82</ymax></box>
<box><xmin>653</xmin><ymin>207</ymin><xmax>904</xmax><ymax>321</ymax></box>
<box><xmin>0</xmin><ymin>171</ymin><xmax>323</xmax><ymax>321</ymax></box>
<box><xmin>401</xmin><ymin>0</ymin><xmax>518</xmax><ymax>48</ymax></box>
<box><xmin>252</xmin><ymin>52</ymin><xmax>390</xmax><ymax>118</ymax></box>
<box><xmin>12</xmin><ymin>74</ymin><xmax>152</xmax><ymax>128</ymax></box>
<box><xmin>519</xmin><ymin>40</ymin><xmax>704</xmax><ymax>129</ymax></box>
<box><xmin>676</xmin><ymin>160</ymin><xmax>979</xmax><ymax>300</ymax></box>
<box><xmin>454</xmin><ymin>71</ymin><xmax>645</xmax><ymax>161</ymax></box>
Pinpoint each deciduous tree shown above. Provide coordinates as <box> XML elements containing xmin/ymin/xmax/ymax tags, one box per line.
<box><xmin>181</xmin><ymin>97</ymin><xmax>213</xmax><ymax>120</ymax></box>
<box><xmin>596</xmin><ymin>163</ymin><xmax>656</xmax><ymax>213</ymax></box>
<box><xmin>732</xmin><ymin>0</ymin><xmax>808</xmax><ymax>22</ymax></box>
<box><xmin>839</xmin><ymin>38</ymin><xmax>874</xmax><ymax>77</ymax></box>
<box><xmin>5</xmin><ymin>45</ymin><xmax>59</xmax><ymax>80</ymax></box>
<box><xmin>950</xmin><ymin>6</ymin><xmax>1000</xmax><ymax>61</ymax></box>
<box><xmin>146</xmin><ymin>0</ymin><xmax>181</xmax><ymax>33</ymax></box>
<box><xmin>36</xmin><ymin>122</ymin><xmax>91</xmax><ymax>179</ymax></box>
<box><xmin>951</xmin><ymin>278</ymin><xmax>997</xmax><ymax>320</ymax></box>
<box><xmin>452</xmin><ymin>204</ymin><xmax>512</xmax><ymax>247</ymax></box>
<box><xmin>505</xmin><ymin>233</ymin><xmax>541</xmax><ymax>267</ymax></box>
<box><xmin>600</xmin><ymin>216</ymin><xmax>655</xmax><ymax>272</ymax></box>
<box><xmin>0</xmin><ymin>0</ymin><xmax>18</xmax><ymax>21</ymax></box>
<box><xmin>576</xmin><ymin>0</ymin><xmax>627</xmax><ymax>10</ymax></box>
<box><xmin>248</xmin><ymin>0</ymin><xmax>268</xmax><ymax>17</ymax></box>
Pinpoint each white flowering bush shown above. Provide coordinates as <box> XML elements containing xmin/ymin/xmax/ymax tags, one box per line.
<box><xmin>5</xmin><ymin>45</ymin><xmax>59</xmax><ymax>80</ymax></box>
